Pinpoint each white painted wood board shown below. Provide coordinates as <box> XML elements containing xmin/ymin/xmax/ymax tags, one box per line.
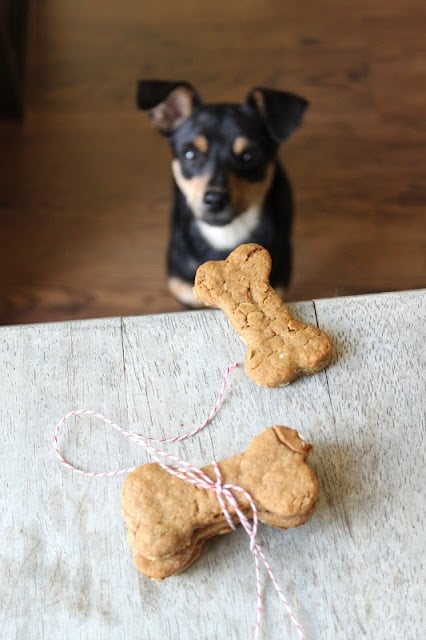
<box><xmin>0</xmin><ymin>290</ymin><xmax>424</xmax><ymax>639</ymax></box>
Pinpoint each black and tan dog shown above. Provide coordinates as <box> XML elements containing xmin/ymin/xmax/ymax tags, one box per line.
<box><xmin>137</xmin><ymin>80</ymin><xmax>308</xmax><ymax>307</ymax></box>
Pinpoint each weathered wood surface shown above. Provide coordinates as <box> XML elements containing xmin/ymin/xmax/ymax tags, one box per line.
<box><xmin>0</xmin><ymin>290</ymin><xmax>424</xmax><ymax>639</ymax></box>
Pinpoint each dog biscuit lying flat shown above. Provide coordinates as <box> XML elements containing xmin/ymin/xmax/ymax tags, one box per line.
<box><xmin>193</xmin><ymin>243</ymin><xmax>333</xmax><ymax>387</ymax></box>
<box><xmin>121</xmin><ymin>426</ymin><xmax>318</xmax><ymax>579</ymax></box>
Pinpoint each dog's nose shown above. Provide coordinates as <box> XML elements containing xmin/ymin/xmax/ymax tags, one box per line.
<box><xmin>203</xmin><ymin>190</ymin><xmax>229</xmax><ymax>212</ymax></box>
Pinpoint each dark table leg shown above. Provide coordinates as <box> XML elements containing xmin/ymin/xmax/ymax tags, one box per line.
<box><xmin>0</xmin><ymin>0</ymin><xmax>29</xmax><ymax>118</ymax></box>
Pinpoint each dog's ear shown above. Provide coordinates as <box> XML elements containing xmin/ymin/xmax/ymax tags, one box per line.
<box><xmin>136</xmin><ymin>80</ymin><xmax>201</xmax><ymax>135</ymax></box>
<box><xmin>244</xmin><ymin>88</ymin><xmax>308</xmax><ymax>143</ymax></box>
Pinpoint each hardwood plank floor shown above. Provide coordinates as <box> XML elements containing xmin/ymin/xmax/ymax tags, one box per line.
<box><xmin>0</xmin><ymin>0</ymin><xmax>425</xmax><ymax>324</ymax></box>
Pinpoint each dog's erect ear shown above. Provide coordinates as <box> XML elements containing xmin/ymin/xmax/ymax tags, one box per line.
<box><xmin>136</xmin><ymin>80</ymin><xmax>201</xmax><ymax>134</ymax></box>
<box><xmin>244</xmin><ymin>88</ymin><xmax>308</xmax><ymax>143</ymax></box>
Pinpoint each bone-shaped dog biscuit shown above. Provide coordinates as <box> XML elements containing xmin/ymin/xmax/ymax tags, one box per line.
<box><xmin>193</xmin><ymin>243</ymin><xmax>333</xmax><ymax>387</ymax></box>
<box><xmin>121</xmin><ymin>426</ymin><xmax>318</xmax><ymax>579</ymax></box>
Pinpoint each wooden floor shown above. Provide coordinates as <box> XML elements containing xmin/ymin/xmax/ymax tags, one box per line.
<box><xmin>0</xmin><ymin>0</ymin><xmax>425</xmax><ymax>325</ymax></box>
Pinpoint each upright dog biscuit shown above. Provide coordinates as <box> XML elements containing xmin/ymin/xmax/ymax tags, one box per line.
<box><xmin>122</xmin><ymin>426</ymin><xmax>318</xmax><ymax>579</ymax></box>
<box><xmin>193</xmin><ymin>243</ymin><xmax>333</xmax><ymax>387</ymax></box>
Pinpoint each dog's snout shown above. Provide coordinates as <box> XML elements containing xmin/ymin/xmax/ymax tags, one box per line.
<box><xmin>203</xmin><ymin>190</ymin><xmax>229</xmax><ymax>212</ymax></box>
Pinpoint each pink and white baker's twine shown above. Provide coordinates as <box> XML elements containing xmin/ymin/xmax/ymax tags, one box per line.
<box><xmin>52</xmin><ymin>361</ymin><xmax>306</xmax><ymax>640</ymax></box>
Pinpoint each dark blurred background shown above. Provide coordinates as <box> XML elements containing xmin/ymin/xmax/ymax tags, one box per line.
<box><xmin>0</xmin><ymin>0</ymin><xmax>425</xmax><ymax>324</ymax></box>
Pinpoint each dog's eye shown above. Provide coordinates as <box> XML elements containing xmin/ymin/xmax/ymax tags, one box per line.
<box><xmin>235</xmin><ymin>148</ymin><xmax>259</xmax><ymax>167</ymax></box>
<box><xmin>182</xmin><ymin>144</ymin><xmax>207</xmax><ymax>169</ymax></box>
<box><xmin>184</xmin><ymin>148</ymin><xmax>197</xmax><ymax>161</ymax></box>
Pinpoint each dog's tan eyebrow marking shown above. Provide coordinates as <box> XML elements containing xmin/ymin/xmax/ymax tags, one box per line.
<box><xmin>193</xmin><ymin>135</ymin><xmax>209</xmax><ymax>153</ymax></box>
<box><xmin>233</xmin><ymin>136</ymin><xmax>250</xmax><ymax>155</ymax></box>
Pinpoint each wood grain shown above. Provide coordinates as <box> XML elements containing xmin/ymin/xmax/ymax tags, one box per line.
<box><xmin>0</xmin><ymin>290</ymin><xmax>424</xmax><ymax>638</ymax></box>
<box><xmin>0</xmin><ymin>1</ymin><xmax>425</xmax><ymax>324</ymax></box>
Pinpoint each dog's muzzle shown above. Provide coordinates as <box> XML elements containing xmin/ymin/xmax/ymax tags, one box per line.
<box><xmin>202</xmin><ymin>189</ymin><xmax>233</xmax><ymax>225</ymax></box>
<box><xmin>203</xmin><ymin>189</ymin><xmax>229</xmax><ymax>212</ymax></box>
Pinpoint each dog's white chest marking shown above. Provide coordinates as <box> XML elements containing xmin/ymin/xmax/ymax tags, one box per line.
<box><xmin>196</xmin><ymin>205</ymin><xmax>262</xmax><ymax>250</ymax></box>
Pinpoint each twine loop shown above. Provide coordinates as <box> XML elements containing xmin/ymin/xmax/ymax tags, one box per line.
<box><xmin>52</xmin><ymin>361</ymin><xmax>306</xmax><ymax>639</ymax></box>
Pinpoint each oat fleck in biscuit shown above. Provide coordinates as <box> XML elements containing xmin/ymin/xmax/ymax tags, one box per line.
<box><xmin>121</xmin><ymin>426</ymin><xmax>318</xmax><ymax>579</ymax></box>
<box><xmin>193</xmin><ymin>243</ymin><xmax>333</xmax><ymax>387</ymax></box>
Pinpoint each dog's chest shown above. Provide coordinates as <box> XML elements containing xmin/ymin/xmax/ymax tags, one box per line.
<box><xmin>195</xmin><ymin>205</ymin><xmax>262</xmax><ymax>250</ymax></box>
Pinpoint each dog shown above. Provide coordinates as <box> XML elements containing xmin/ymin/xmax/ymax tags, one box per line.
<box><xmin>136</xmin><ymin>80</ymin><xmax>308</xmax><ymax>307</ymax></box>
